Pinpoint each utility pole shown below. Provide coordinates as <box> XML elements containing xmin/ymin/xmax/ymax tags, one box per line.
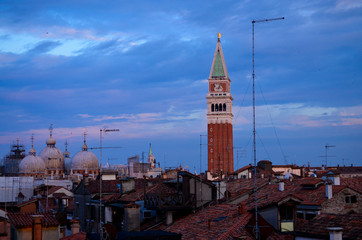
<box><xmin>252</xmin><ymin>17</ymin><xmax>284</xmax><ymax>240</ymax></box>
<box><xmin>99</xmin><ymin>128</ymin><xmax>119</xmax><ymax>238</ymax></box>
<box><xmin>199</xmin><ymin>134</ymin><xmax>208</xmax><ymax>207</ymax></box>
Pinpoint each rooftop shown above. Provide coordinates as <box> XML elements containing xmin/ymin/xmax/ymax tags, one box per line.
<box><xmin>8</xmin><ymin>212</ymin><xmax>59</xmax><ymax>228</ymax></box>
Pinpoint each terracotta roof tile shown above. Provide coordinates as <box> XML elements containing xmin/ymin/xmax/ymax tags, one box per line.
<box><xmin>295</xmin><ymin>213</ymin><xmax>362</xmax><ymax>239</ymax></box>
<box><xmin>244</xmin><ymin>178</ymin><xmax>348</xmax><ymax>210</ymax></box>
<box><xmin>86</xmin><ymin>180</ymin><xmax>120</xmax><ymax>194</ymax></box>
<box><xmin>38</xmin><ymin>197</ymin><xmax>59</xmax><ymax>211</ymax></box>
<box><xmin>227</xmin><ymin>178</ymin><xmax>269</xmax><ymax>199</ymax></box>
<box><xmin>60</xmin><ymin>232</ymin><xmax>86</xmax><ymax>240</ymax></box>
<box><xmin>340</xmin><ymin>177</ymin><xmax>362</xmax><ymax>193</ymax></box>
<box><xmin>8</xmin><ymin>212</ymin><xmax>59</xmax><ymax>228</ymax></box>
<box><xmin>53</xmin><ymin>192</ymin><xmax>68</xmax><ymax>199</ymax></box>
<box><xmin>165</xmin><ymin>204</ymin><xmax>253</xmax><ymax>240</ymax></box>
<box><xmin>230</xmin><ymin>165</ymin><xmax>253</xmax><ymax>175</ymax></box>
<box><xmin>266</xmin><ymin>231</ymin><xmax>294</xmax><ymax>240</ymax></box>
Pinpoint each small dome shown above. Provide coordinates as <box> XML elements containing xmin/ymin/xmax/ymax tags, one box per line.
<box><xmin>71</xmin><ymin>150</ymin><xmax>99</xmax><ymax>170</ymax></box>
<box><xmin>29</xmin><ymin>147</ymin><xmax>36</xmax><ymax>155</ymax></box>
<box><xmin>19</xmin><ymin>154</ymin><xmax>46</xmax><ymax>173</ymax></box>
<box><xmin>46</xmin><ymin>137</ymin><xmax>56</xmax><ymax>145</ymax></box>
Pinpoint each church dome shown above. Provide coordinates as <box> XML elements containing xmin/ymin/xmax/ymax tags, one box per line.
<box><xmin>19</xmin><ymin>147</ymin><xmax>45</xmax><ymax>173</ymax></box>
<box><xmin>39</xmin><ymin>127</ymin><xmax>65</xmax><ymax>170</ymax></box>
<box><xmin>71</xmin><ymin>141</ymin><xmax>98</xmax><ymax>170</ymax></box>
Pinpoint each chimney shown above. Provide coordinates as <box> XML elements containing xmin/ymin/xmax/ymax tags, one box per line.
<box><xmin>327</xmin><ymin>227</ymin><xmax>343</xmax><ymax>240</ymax></box>
<box><xmin>31</xmin><ymin>215</ymin><xmax>43</xmax><ymax>240</ymax></box>
<box><xmin>279</xmin><ymin>181</ymin><xmax>285</xmax><ymax>192</ymax></box>
<box><xmin>326</xmin><ymin>182</ymin><xmax>332</xmax><ymax>199</ymax></box>
<box><xmin>238</xmin><ymin>203</ymin><xmax>245</xmax><ymax>215</ymax></box>
<box><xmin>166</xmin><ymin>211</ymin><xmax>173</xmax><ymax>225</ymax></box>
<box><xmin>70</xmin><ymin>219</ymin><xmax>80</xmax><ymax>235</ymax></box>
<box><xmin>124</xmin><ymin>203</ymin><xmax>140</xmax><ymax>231</ymax></box>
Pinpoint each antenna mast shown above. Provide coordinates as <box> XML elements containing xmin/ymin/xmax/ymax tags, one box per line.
<box><xmin>99</xmin><ymin>128</ymin><xmax>119</xmax><ymax>237</ymax></box>
<box><xmin>325</xmin><ymin>144</ymin><xmax>336</xmax><ymax>167</ymax></box>
<box><xmin>252</xmin><ymin>17</ymin><xmax>284</xmax><ymax>239</ymax></box>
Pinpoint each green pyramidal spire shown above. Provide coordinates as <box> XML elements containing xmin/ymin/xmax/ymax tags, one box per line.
<box><xmin>210</xmin><ymin>33</ymin><xmax>228</xmax><ymax>79</ymax></box>
<box><xmin>149</xmin><ymin>143</ymin><xmax>153</xmax><ymax>156</ymax></box>
<box><xmin>212</xmin><ymin>50</ymin><xmax>225</xmax><ymax>77</ymax></box>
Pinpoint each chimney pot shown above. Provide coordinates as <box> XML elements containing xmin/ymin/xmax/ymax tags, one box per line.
<box><xmin>70</xmin><ymin>219</ymin><xmax>80</xmax><ymax>235</ymax></box>
<box><xmin>32</xmin><ymin>215</ymin><xmax>43</xmax><ymax>240</ymax></box>
<box><xmin>279</xmin><ymin>181</ymin><xmax>285</xmax><ymax>192</ymax></box>
<box><xmin>326</xmin><ymin>183</ymin><xmax>333</xmax><ymax>199</ymax></box>
<box><xmin>327</xmin><ymin>227</ymin><xmax>343</xmax><ymax>240</ymax></box>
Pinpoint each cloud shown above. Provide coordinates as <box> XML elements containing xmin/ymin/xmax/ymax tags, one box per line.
<box><xmin>334</xmin><ymin>0</ymin><xmax>362</xmax><ymax>11</ymax></box>
<box><xmin>26</xmin><ymin>40</ymin><xmax>61</xmax><ymax>55</ymax></box>
<box><xmin>233</xmin><ymin>103</ymin><xmax>362</xmax><ymax>129</ymax></box>
<box><xmin>77</xmin><ymin>114</ymin><xmax>94</xmax><ymax>118</ymax></box>
<box><xmin>93</xmin><ymin>114</ymin><xmax>136</xmax><ymax>122</ymax></box>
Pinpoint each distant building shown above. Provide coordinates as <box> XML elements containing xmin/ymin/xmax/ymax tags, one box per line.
<box><xmin>128</xmin><ymin>144</ymin><xmax>162</xmax><ymax>178</ymax></box>
<box><xmin>7</xmin><ymin>213</ymin><xmax>60</xmax><ymax>240</ymax></box>
<box><xmin>0</xmin><ymin>176</ymin><xmax>34</xmax><ymax>204</ymax></box>
<box><xmin>207</xmin><ymin>33</ymin><xmax>234</xmax><ymax>175</ymax></box>
<box><xmin>2</xmin><ymin>140</ymin><xmax>25</xmax><ymax>176</ymax></box>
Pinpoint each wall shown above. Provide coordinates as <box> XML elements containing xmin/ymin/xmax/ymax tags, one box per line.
<box><xmin>272</xmin><ymin>167</ymin><xmax>301</xmax><ymax>176</ymax></box>
<box><xmin>0</xmin><ymin>177</ymin><xmax>34</xmax><ymax>202</ymax></box>
<box><xmin>105</xmin><ymin>206</ymin><xmax>113</xmax><ymax>224</ymax></box>
<box><xmin>259</xmin><ymin>206</ymin><xmax>278</xmax><ymax>230</ymax></box>
<box><xmin>237</xmin><ymin>169</ymin><xmax>249</xmax><ymax>179</ymax></box>
<box><xmin>124</xmin><ymin>207</ymin><xmax>140</xmax><ymax>232</ymax></box>
<box><xmin>20</xmin><ymin>202</ymin><xmax>37</xmax><ymax>213</ymax></box>
<box><xmin>189</xmin><ymin>178</ymin><xmax>214</xmax><ymax>208</ymax></box>
<box><xmin>0</xmin><ymin>220</ymin><xmax>10</xmax><ymax>240</ymax></box>
<box><xmin>322</xmin><ymin>188</ymin><xmax>361</xmax><ymax>214</ymax></box>
<box><xmin>15</xmin><ymin>227</ymin><xmax>32</xmax><ymax>240</ymax></box>
<box><xmin>34</xmin><ymin>179</ymin><xmax>73</xmax><ymax>190</ymax></box>
<box><xmin>42</xmin><ymin>227</ymin><xmax>60</xmax><ymax>240</ymax></box>
<box><xmin>120</xmin><ymin>179</ymin><xmax>135</xmax><ymax>194</ymax></box>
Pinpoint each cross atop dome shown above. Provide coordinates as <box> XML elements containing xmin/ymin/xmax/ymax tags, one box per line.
<box><xmin>49</xmin><ymin>124</ymin><xmax>53</xmax><ymax>137</ymax></box>
<box><xmin>46</xmin><ymin>124</ymin><xmax>56</xmax><ymax>146</ymax></box>
<box><xmin>82</xmin><ymin>129</ymin><xmax>88</xmax><ymax>151</ymax></box>
<box><xmin>29</xmin><ymin>134</ymin><xmax>36</xmax><ymax>156</ymax></box>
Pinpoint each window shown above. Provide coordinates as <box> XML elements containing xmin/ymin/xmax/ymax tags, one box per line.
<box><xmin>280</xmin><ymin>205</ymin><xmax>294</xmax><ymax>232</ymax></box>
<box><xmin>90</xmin><ymin>205</ymin><xmax>96</xmax><ymax>220</ymax></box>
<box><xmin>215</xmin><ymin>104</ymin><xmax>218</xmax><ymax>112</ymax></box>
<box><xmin>62</xmin><ymin>198</ymin><xmax>68</xmax><ymax>207</ymax></box>
<box><xmin>306</xmin><ymin>212</ymin><xmax>317</xmax><ymax>220</ymax></box>
<box><xmin>219</xmin><ymin>104</ymin><xmax>222</xmax><ymax>112</ymax></box>
<box><xmin>280</xmin><ymin>205</ymin><xmax>294</xmax><ymax>221</ymax></box>
<box><xmin>223</xmin><ymin>103</ymin><xmax>226</xmax><ymax>111</ymax></box>
<box><xmin>211</xmin><ymin>104</ymin><xmax>214</xmax><ymax>112</ymax></box>
<box><xmin>345</xmin><ymin>195</ymin><xmax>357</xmax><ymax>204</ymax></box>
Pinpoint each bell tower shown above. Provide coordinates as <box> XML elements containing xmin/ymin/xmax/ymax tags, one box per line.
<box><xmin>206</xmin><ymin>33</ymin><xmax>234</xmax><ymax>174</ymax></box>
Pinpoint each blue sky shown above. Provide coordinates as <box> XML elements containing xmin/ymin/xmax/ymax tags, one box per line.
<box><xmin>0</xmin><ymin>0</ymin><xmax>361</xmax><ymax>171</ymax></box>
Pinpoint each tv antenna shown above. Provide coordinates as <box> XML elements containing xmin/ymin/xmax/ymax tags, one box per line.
<box><xmin>324</xmin><ymin>144</ymin><xmax>336</xmax><ymax>167</ymax></box>
<box><xmin>252</xmin><ymin>16</ymin><xmax>284</xmax><ymax>240</ymax></box>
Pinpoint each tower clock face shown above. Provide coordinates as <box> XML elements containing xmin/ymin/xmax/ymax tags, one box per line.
<box><xmin>214</xmin><ymin>83</ymin><xmax>223</xmax><ymax>92</ymax></box>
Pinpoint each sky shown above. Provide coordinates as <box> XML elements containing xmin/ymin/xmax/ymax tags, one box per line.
<box><xmin>0</xmin><ymin>0</ymin><xmax>361</xmax><ymax>172</ymax></box>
